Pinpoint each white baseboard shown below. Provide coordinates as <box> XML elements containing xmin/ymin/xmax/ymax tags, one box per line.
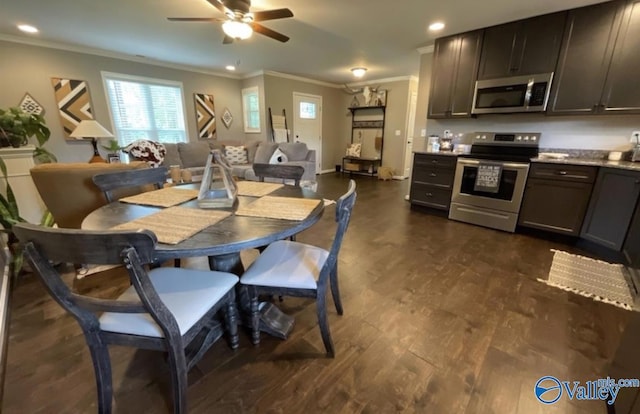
<box><xmin>392</xmin><ymin>175</ymin><xmax>408</xmax><ymax>180</ymax></box>
<box><xmin>319</xmin><ymin>169</ymin><xmax>336</xmax><ymax>174</ymax></box>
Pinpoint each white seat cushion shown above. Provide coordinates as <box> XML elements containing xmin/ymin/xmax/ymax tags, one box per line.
<box><xmin>99</xmin><ymin>268</ymin><xmax>238</xmax><ymax>338</ymax></box>
<box><xmin>240</xmin><ymin>240</ymin><xmax>329</xmax><ymax>290</ymax></box>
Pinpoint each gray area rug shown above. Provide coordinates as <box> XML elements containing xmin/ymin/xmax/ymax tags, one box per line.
<box><xmin>538</xmin><ymin>249</ymin><xmax>636</xmax><ymax>311</ymax></box>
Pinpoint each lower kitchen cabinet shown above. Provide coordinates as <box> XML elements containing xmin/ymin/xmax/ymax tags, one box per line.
<box><xmin>518</xmin><ymin>163</ymin><xmax>597</xmax><ymax>235</ymax></box>
<box><xmin>581</xmin><ymin>168</ymin><xmax>640</xmax><ymax>250</ymax></box>
<box><xmin>410</xmin><ymin>153</ymin><xmax>457</xmax><ymax>210</ymax></box>
<box><xmin>623</xmin><ymin>199</ymin><xmax>640</xmax><ymax>268</ymax></box>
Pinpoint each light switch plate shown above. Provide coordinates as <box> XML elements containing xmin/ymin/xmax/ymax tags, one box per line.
<box><xmin>631</xmin><ymin>131</ymin><xmax>640</xmax><ymax>144</ymax></box>
<box><xmin>420</xmin><ymin>129</ymin><xmax>427</xmax><ymax>137</ymax></box>
<box><xmin>395</xmin><ymin>130</ymin><xmax>401</xmax><ymax>136</ymax></box>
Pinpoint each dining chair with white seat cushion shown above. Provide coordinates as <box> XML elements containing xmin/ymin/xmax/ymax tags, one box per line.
<box><xmin>13</xmin><ymin>223</ymin><xmax>239</xmax><ymax>414</ymax></box>
<box><xmin>241</xmin><ymin>180</ymin><xmax>356</xmax><ymax>357</ymax></box>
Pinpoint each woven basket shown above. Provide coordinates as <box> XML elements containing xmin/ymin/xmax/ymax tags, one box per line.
<box><xmin>344</xmin><ymin>162</ymin><xmax>360</xmax><ymax>171</ymax></box>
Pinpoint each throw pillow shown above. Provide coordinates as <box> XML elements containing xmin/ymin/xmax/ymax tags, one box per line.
<box><xmin>123</xmin><ymin>140</ymin><xmax>167</xmax><ymax>168</ymax></box>
<box><xmin>224</xmin><ymin>145</ymin><xmax>248</xmax><ymax>164</ymax></box>
<box><xmin>268</xmin><ymin>148</ymin><xmax>289</xmax><ymax>164</ymax></box>
<box><xmin>346</xmin><ymin>143</ymin><xmax>362</xmax><ymax>157</ymax></box>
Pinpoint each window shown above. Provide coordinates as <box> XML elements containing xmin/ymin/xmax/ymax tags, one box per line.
<box><xmin>102</xmin><ymin>72</ymin><xmax>188</xmax><ymax>147</ymax></box>
<box><xmin>242</xmin><ymin>86</ymin><xmax>261</xmax><ymax>133</ymax></box>
<box><xmin>299</xmin><ymin>101</ymin><xmax>317</xmax><ymax>119</ymax></box>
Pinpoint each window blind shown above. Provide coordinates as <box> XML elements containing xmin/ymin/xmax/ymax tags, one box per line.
<box><xmin>103</xmin><ymin>73</ymin><xmax>187</xmax><ymax>147</ymax></box>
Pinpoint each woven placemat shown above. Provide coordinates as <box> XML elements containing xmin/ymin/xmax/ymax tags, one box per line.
<box><xmin>235</xmin><ymin>196</ymin><xmax>321</xmax><ymax>221</ymax></box>
<box><xmin>236</xmin><ymin>181</ymin><xmax>284</xmax><ymax>197</ymax></box>
<box><xmin>112</xmin><ymin>206</ymin><xmax>231</xmax><ymax>244</ymax></box>
<box><xmin>119</xmin><ymin>187</ymin><xmax>199</xmax><ymax>208</ymax></box>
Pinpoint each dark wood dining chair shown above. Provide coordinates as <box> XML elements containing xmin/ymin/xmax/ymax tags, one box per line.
<box><xmin>240</xmin><ymin>180</ymin><xmax>357</xmax><ymax>357</ymax></box>
<box><xmin>253</xmin><ymin>163</ymin><xmax>304</xmax><ymax>187</ymax></box>
<box><xmin>13</xmin><ymin>223</ymin><xmax>240</xmax><ymax>414</ymax></box>
<box><xmin>92</xmin><ymin>166</ymin><xmax>168</xmax><ymax>203</ymax></box>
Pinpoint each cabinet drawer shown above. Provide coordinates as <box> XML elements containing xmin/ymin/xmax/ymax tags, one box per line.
<box><xmin>410</xmin><ymin>184</ymin><xmax>452</xmax><ymax>210</ymax></box>
<box><xmin>412</xmin><ymin>167</ymin><xmax>454</xmax><ymax>188</ymax></box>
<box><xmin>413</xmin><ymin>153</ymin><xmax>457</xmax><ymax>169</ymax></box>
<box><xmin>529</xmin><ymin>163</ymin><xmax>597</xmax><ymax>183</ymax></box>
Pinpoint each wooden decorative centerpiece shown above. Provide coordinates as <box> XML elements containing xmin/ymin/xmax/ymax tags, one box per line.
<box><xmin>197</xmin><ymin>149</ymin><xmax>238</xmax><ymax>208</ymax></box>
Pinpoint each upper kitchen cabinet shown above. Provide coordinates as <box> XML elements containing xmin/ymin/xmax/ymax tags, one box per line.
<box><xmin>477</xmin><ymin>12</ymin><xmax>566</xmax><ymax>80</ymax></box>
<box><xmin>550</xmin><ymin>0</ymin><xmax>640</xmax><ymax>115</ymax></box>
<box><xmin>428</xmin><ymin>30</ymin><xmax>483</xmax><ymax>119</ymax></box>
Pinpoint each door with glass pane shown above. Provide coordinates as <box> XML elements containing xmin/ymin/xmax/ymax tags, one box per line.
<box><xmin>293</xmin><ymin>92</ymin><xmax>322</xmax><ymax>173</ymax></box>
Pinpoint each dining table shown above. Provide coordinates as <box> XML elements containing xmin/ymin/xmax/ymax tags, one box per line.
<box><xmin>81</xmin><ymin>182</ymin><xmax>325</xmax><ymax>338</ymax></box>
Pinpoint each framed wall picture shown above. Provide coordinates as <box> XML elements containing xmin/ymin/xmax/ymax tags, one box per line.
<box><xmin>194</xmin><ymin>93</ymin><xmax>216</xmax><ymax>139</ymax></box>
<box><xmin>51</xmin><ymin>77</ymin><xmax>94</xmax><ymax>139</ymax></box>
<box><xmin>376</xmin><ymin>89</ymin><xmax>387</xmax><ymax>106</ymax></box>
<box><xmin>221</xmin><ymin>107</ymin><xmax>233</xmax><ymax>129</ymax></box>
<box><xmin>18</xmin><ymin>93</ymin><xmax>45</xmax><ymax>115</ymax></box>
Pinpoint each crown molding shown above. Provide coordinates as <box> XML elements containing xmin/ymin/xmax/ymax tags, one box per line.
<box><xmin>417</xmin><ymin>45</ymin><xmax>435</xmax><ymax>54</ymax></box>
<box><xmin>0</xmin><ymin>34</ymin><xmax>242</xmax><ymax>79</ymax></box>
<box><xmin>260</xmin><ymin>70</ymin><xmax>340</xmax><ymax>88</ymax></box>
<box><xmin>346</xmin><ymin>75</ymin><xmax>416</xmax><ymax>87</ymax></box>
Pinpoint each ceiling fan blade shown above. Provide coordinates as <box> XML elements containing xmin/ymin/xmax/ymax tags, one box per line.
<box><xmin>222</xmin><ymin>35</ymin><xmax>235</xmax><ymax>44</ymax></box>
<box><xmin>252</xmin><ymin>8</ymin><xmax>294</xmax><ymax>22</ymax></box>
<box><xmin>167</xmin><ymin>17</ymin><xmax>222</xmax><ymax>22</ymax></box>
<box><xmin>250</xmin><ymin>22</ymin><xmax>290</xmax><ymax>43</ymax></box>
<box><xmin>206</xmin><ymin>0</ymin><xmax>227</xmax><ymax>13</ymax></box>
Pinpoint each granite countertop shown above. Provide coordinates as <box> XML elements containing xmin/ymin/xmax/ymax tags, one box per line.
<box><xmin>413</xmin><ymin>150</ymin><xmax>460</xmax><ymax>157</ymax></box>
<box><xmin>531</xmin><ymin>157</ymin><xmax>640</xmax><ymax>171</ymax></box>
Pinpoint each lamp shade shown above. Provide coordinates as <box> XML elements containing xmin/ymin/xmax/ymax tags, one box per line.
<box><xmin>69</xmin><ymin>120</ymin><xmax>114</xmax><ymax>139</ymax></box>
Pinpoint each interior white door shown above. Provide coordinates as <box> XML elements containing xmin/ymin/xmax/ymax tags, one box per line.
<box><xmin>403</xmin><ymin>91</ymin><xmax>418</xmax><ymax>178</ymax></box>
<box><xmin>293</xmin><ymin>92</ymin><xmax>322</xmax><ymax>174</ymax></box>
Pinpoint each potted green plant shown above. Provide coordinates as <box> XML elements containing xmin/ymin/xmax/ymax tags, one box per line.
<box><xmin>101</xmin><ymin>139</ymin><xmax>123</xmax><ymax>162</ymax></box>
<box><xmin>0</xmin><ymin>107</ymin><xmax>57</xmax><ymax>163</ymax></box>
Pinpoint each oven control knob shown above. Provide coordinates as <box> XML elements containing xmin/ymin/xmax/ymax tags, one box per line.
<box><xmin>475</xmin><ymin>135</ymin><xmax>481</xmax><ymax>140</ymax></box>
<box><xmin>481</xmin><ymin>135</ymin><xmax>487</xmax><ymax>140</ymax></box>
<box><xmin>516</xmin><ymin>136</ymin><xmax>522</xmax><ymax>141</ymax></box>
<box><xmin>524</xmin><ymin>136</ymin><xmax>530</xmax><ymax>141</ymax></box>
<box><xmin>531</xmin><ymin>136</ymin><xmax>537</xmax><ymax>141</ymax></box>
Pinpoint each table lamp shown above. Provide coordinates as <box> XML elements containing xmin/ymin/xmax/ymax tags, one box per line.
<box><xmin>70</xmin><ymin>120</ymin><xmax>114</xmax><ymax>163</ymax></box>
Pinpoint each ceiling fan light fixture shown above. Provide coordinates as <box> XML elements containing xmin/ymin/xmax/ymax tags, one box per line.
<box><xmin>429</xmin><ymin>22</ymin><xmax>445</xmax><ymax>31</ymax></box>
<box><xmin>351</xmin><ymin>67</ymin><xmax>367</xmax><ymax>78</ymax></box>
<box><xmin>225</xmin><ymin>65</ymin><xmax>236</xmax><ymax>71</ymax></box>
<box><xmin>222</xmin><ymin>20</ymin><xmax>253</xmax><ymax>40</ymax></box>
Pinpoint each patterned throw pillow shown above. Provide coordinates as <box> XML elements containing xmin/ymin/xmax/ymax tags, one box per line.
<box><xmin>346</xmin><ymin>143</ymin><xmax>361</xmax><ymax>157</ymax></box>
<box><xmin>224</xmin><ymin>145</ymin><xmax>248</xmax><ymax>164</ymax></box>
<box><xmin>123</xmin><ymin>140</ymin><xmax>167</xmax><ymax>168</ymax></box>
<box><xmin>268</xmin><ymin>148</ymin><xmax>289</xmax><ymax>164</ymax></box>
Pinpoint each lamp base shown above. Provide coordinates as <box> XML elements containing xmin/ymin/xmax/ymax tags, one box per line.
<box><xmin>88</xmin><ymin>137</ymin><xmax>106</xmax><ymax>163</ymax></box>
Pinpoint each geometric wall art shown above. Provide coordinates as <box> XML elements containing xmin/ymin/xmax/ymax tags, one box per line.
<box><xmin>51</xmin><ymin>77</ymin><xmax>94</xmax><ymax>139</ymax></box>
<box><xmin>194</xmin><ymin>93</ymin><xmax>216</xmax><ymax>139</ymax></box>
<box><xmin>18</xmin><ymin>93</ymin><xmax>45</xmax><ymax>115</ymax></box>
<box><xmin>221</xmin><ymin>107</ymin><xmax>233</xmax><ymax>129</ymax></box>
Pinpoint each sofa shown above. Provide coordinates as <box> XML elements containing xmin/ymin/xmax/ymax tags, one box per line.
<box><xmin>160</xmin><ymin>140</ymin><xmax>316</xmax><ymax>182</ymax></box>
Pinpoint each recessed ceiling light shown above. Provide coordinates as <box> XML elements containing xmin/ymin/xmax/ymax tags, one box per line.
<box><xmin>351</xmin><ymin>67</ymin><xmax>367</xmax><ymax>78</ymax></box>
<box><xmin>225</xmin><ymin>65</ymin><xmax>236</xmax><ymax>71</ymax></box>
<box><xmin>18</xmin><ymin>24</ymin><xmax>38</xmax><ymax>34</ymax></box>
<box><xmin>429</xmin><ymin>22</ymin><xmax>445</xmax><ymax>31</ymax></box>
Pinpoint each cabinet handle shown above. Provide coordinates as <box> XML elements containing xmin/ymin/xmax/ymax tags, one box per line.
<box><xmin>425</xmin><ymin>193</ymin><xmax>433</xmax><ymax>197</ymax></box>
<box><xmin>557</xmin><ymin>171</ymin><xmax>568</xmax><ymax>175</ymax></box>
<box><xmin>429</xmin><ymin>173</ymin><xmax>437</xmax><ymax>177</ymax></box>
<box><xmin>431</xmin><ymin>160</ymin><xmax>439</xmax><ymax>164</ymax></box>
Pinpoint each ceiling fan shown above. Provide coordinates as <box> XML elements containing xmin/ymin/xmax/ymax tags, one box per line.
<box><xmin>168</xmin><ymin>0</ymin><xmax>294</xmax><ymax>44</ymax></box>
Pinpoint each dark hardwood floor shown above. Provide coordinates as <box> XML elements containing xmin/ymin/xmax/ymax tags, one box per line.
<box><xmin>2</xmin><ymin>173</ymin><xmax>631</xmax><ymax>413</ymax></box>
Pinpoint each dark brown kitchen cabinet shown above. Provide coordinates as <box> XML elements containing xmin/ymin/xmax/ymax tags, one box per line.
<box><xmin>518</xmin><ymin>163</ymin><xmax>596</xmax><ymax>235</ymax></box>
<box><xmin>477</xmin><ymin>12</ymin><xmax>566</xmax><ymax>80</ymax></box>
<box><xmin>581</xmin><ymin>168</ymin><xmax>640</xmax><ymax>250</ymax></box>
<box><xmin>427</xmin><ymin>30</ymin><xmax>482</xmax><ymax>119</ymax></box>
<box><xmin>602</xmin><ymin>0</ymin><xmax>640</xmax><ymax>113</ymax></box>
<box><xmin>623</xmin><ymin>198</ymin><xmax>640</xmax><ymax>268</ymax></box>
<box><xmin>549</xmin><ymin>0</ymin><xmax>640</xmax><ymax>115</ymax></box>
<box><xmin>410</xmin><ymin>153</ymin><xmax>457</xmax><ymax>210</ymax></box>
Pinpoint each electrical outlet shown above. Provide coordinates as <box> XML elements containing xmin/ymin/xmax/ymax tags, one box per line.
<box><xmin>420</xmin><ymin>129</ymin><xmax>426</xmax><ymax>137</ymax></box>
<box><xmin>631</xmin><ymin>131</ymin><xmax>640</xmax><ymax>144</ymax></box>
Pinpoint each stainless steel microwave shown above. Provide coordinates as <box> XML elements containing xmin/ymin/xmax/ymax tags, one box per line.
<box><xmin>471</xmin><ymin>72</ymin><xmax>554</xmax><ymax>114</ymax></box>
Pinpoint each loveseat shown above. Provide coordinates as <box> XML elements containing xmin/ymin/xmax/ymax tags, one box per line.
<box><xmin>160</xmin><ymin>140</ymin><xmax>316</xmax><ymax>182</ymax></box>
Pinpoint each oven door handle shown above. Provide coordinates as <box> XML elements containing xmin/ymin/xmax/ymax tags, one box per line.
<box><xmin>457</xmin><ymin>159</ymin><xmax>530</xmax><ymax>170</ymax></box>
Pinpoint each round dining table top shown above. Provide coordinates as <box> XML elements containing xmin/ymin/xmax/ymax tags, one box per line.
<box><xmin>81</xmin><ymin>183</ymin><xmax>325</xmax><ymax>262</ymax></box>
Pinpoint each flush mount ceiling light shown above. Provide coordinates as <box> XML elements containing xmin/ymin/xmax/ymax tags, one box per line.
<box><xmin>225</xmin><ymin>65</ymin><xmax>236</xmax><ymax>71</ymax></box>
<box><xmin>17</xmin><ymin>24</ymin><xmax>38</xmax><ymax>33</ymax></box>
<box><xmin>351</xmin><ymin>67</ymin><xmax>367</xmax><ymax>78</ymax></box>
<box><xmin>222</xmin><ymin>20</ymin><xmax>253</xmax><ymax>40</ymax></box>
<box><xmin>429</xmin><ymin>22</ymin><xmax>445</xmax><ymax>31</ymax></box>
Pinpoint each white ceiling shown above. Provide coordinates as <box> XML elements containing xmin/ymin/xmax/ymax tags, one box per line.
<box><xmin>0</xmin><ymin>0</ymin><xmax>607</xmax><ymax>85</ymax></box>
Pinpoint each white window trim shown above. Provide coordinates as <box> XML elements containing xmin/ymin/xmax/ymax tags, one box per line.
<box><xmin>100</xmin><ymin>71</ymin><xmax>189</xmax><ymax>144</ymax></box>
<box><xmin>242</xmin><ymin>86</ymin><xmax>261</xmax><ymax>133</ymax></box>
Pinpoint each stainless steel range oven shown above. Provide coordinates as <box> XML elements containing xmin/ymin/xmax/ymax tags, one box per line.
<box><xmin>449</xmin><ymin>132</ymin><xmax>540</xmax><ymax>232</ymax></box>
